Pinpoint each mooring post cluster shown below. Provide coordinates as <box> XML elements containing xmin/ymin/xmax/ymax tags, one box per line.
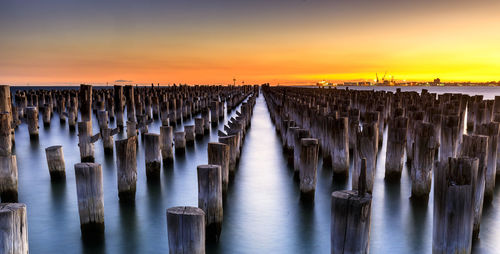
<box><xmin>1</xmin><ymin>83</ymin><xmax>260</xmax><ymax>251</ymax></box>
<box><xmin>167</xmin><ymin>85</ymin><xmax>259</xmax><ymax>251</ymax></box>
<box><xmin>261</xmin><ymin>85</ymin><xmax>500</xmax><ymax>253</ymax></box>
<box><xmin>6</xmin><ymin>82</ymin><xmax>500</xmax><ymax>252</ymax></box>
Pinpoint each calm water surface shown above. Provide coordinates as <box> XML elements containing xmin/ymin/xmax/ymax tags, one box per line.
<box><xmin>11</xmin><ymin>87</ymin><xmax>500</xmax><ymax>253</ymax></box>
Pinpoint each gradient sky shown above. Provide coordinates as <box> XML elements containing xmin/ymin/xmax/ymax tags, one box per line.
<box><xmin>1</xmin><ymin>0</ymin><xmax>499</xmax><ymax>85</ymax></box>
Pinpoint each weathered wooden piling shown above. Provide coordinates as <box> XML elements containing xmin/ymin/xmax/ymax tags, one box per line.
<box><xmin>144</xmin><ymin>133</ymin><xmax>161</xmax><ymax>181</ymax></box>
<box><xmin>160</xmin><ymin>126</ymin><xmax>174</xmax><ymax>163</ymax></box>
<box><xmin>41</xmin><ymin>104</ymin><xmax>51</xmax><ymax>127</ymax></box>
<box><xmin>299</xmin><ymin>138</ymin><xmax>319</xmax><ymax>201</ymax></box>
<box><xmin>174</xmin><ymin>131</ymin><xmax>186</xmax><ymax>152</ymax></box>
<box><xmin>114</xmin><ymin>85</ymin><xmax>124</xmax><ymax>128</ymax></box>
<box><xmin>293</xmin><ymin>129</ymin><xmax>311</xmax><ymax>178</ymax></box>
<box><xmin>210</xmin><ymin>101</ymin><xmax>219</xmax><ymax>125</ymax></box>
<box><xmin>440</xmin><ymin>115</ymin><xmax>460</xmax><ymax>162</ymax></box>
<box><xmin>97</xmin><ymin>110</ymin><xmax>116</xmax><ymax>154</ymax></box>
<box><xmin>26</xmin><ymin>106</ymin><xmax>39</xmax><ymax>138</ymax></box>
<box><xmin>68</xmin><ymin>97</ymin><xmax>78</xmax><ymax>129</ymax></box>
<box><xmin>74</xmin><ymin>163</ymin><xmax>104</xmax><ymax>239</ymax></box>
<box><xmin>195</xmin><ymin>118</ymin><xmax>204</xmax><ymax>139</ymax></box>
<box><xmin>475</xmin><ymin>122</ymin><xmax>499</xmax><ymax>202</ymax></box>
<box><xmin>207</xmin><ymin>143</ymin><xmax>230</xmax><ymax>197</ymax></box>
<box><xmin>202</xmin><ymin>108</ymin><xmax>210</xmax><ymax>133</ymax></box>
<box><xmin>79</xmin><ymin>84</ymin><xmax>93</xmax><ymax>125</ymax></box>
<box><xmin>330</xmin><ymin>117</ymin><xmax>350</xmax><ymax>177</ymax></box>
<box><xmin>348</xmin><ymin>109</ymin><xmax>360</xmax><ymax>150</ymax></box>
<box><xmin>197</xmin><ymin>164</ymin><xmax>223</xmax><ymax>243</ymax></box>
<box><xmin>45</xmin><ymin>146</ymin><xmax>65</xmax><ymax>180</ymax></box>
<box><xmin>385</xmin><ymin>116</ymin><xmax>408</xmax><ymax>180</ymax></box>
<box><xmin>77</xmin><ymin>121</ymin><xmax>100</xmax><ymax>162</ymax></box>
<box><xmin>411</xmin><ymin>122</ymin><xmax>437</xmax><ymax>198</ymax></box>
<box><xmin>184</xmin><ymin>125</ymin><xmax>195</xmax><ymax>145</ymax></box>
<box><xmin>126</xmin><ymin>120</ymin><xmax>137</xmax><ymax>138</ymax></box>
<box><xmin>115</xmin><ymin>136</ymin><xmax>137</xmax><ymax>202</ymax></box>
<box><xmin>124</xmin><ymin>85</ymin><xmax>135</xmax><ymax>122</ymax></box>
<box><xmin>0</xmin><ymin>113</ymin><xmax>12</xmax><ymax>157</ymax></box>
<box><xmin>0</xmin><ymin>155</ymin><xmax>18</xmax><ymax>202</ymax></box>
<box><xmin>460</xmin><ymin>134</ymin><xmax>488</xmax><ymax>239</ymax></box>
<box><xmin>160</xmin><ymin>100</ymin><xmax>170</xmax><ymax>126</ymax></box>
<box><xmin>166</xmin><ymin>206</ymin><xmax>205</xmax><ymax>254</ymax></box>
<box><xmin>218</xmin><ymin>135</ymin><xmax>238</xmax><ymax>176</ymax></box>
<box><xmin>352</xmin><ymin>123</ymin><xmax>378</xmax><ymax>193</ymax></box>
<box><xmin>331</xmin><ymin>158</ymin><xmax>372</xmax><ymax>254</ymax></box>
<box><xmin>0</xmin><ymin>203</ymin><xmax>28</xmax><ymax>254</ymax></box>
<box><xmin>433</xmin><ymin>157</ymin><xmax>477</xmax><ymax>254</ymax></box>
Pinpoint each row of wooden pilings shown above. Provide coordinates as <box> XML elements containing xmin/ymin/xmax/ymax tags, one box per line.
<box><xmin>0</xmin><ymin>83</ymin><xmax>258</xmax><ymax>253</ymax></box>
<box><xmin>167</xmin><ymin>91</ymin><xmax>258</xmax><ymax>253</ymax></box>
<box><xmin>262</xmin><ymin>85</ymin><xmax>498</xmax><ymax>254</ymax></box>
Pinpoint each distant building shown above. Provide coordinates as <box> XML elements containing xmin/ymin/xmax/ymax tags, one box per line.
<box><xmin>433</xmin><ymin>78</ymin><xmax>441</xmax><ymax>85</ymax></box>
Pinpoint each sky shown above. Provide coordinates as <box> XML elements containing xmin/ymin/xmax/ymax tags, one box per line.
<box><xmin>1</xmin><ymin>0</ymin><xmax>500</xmax><ymax>85</ymax></box>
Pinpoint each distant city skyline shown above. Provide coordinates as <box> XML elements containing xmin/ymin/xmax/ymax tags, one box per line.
<box><xmin>1</xmin><ymin>0</ymin><xmax>500</xmax><ymax>85</ymax></box>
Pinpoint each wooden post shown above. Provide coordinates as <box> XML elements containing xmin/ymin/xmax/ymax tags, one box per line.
<box><xmin>285</xmin><ymin>127</ymin><xmax>299</xmax><ymax>163</ymax></box>
<box><xmin>68</xmin><ymin>97</ymin><xmax>78</xmax><ymax>130</ymax></box>
<box><xmin>293</xmin><ymin>129</ymin><xmax>311</xmax><ymax>178</ymax></box>
<box><xmin>0</xmin><ymin>203</ymin><xmax>28</xmax><ymax>254</ymax></box>
<box><xmin>41</xmin><ymin>104</ymin><xmax>51</xmax><ymax>127</ymax></box>
<box><xmin>114</xmin><ymin>85</ymin><xmax>125</xmax><ymax>128</ymax></box>
<box><xmin>197</xmin><ymin>164</ymin><xmax>223</xmax><ymax>242</ymax></box>
<box><xmin>353</xmin><ymin>122</ymin><xmax>378</xmax><ymax>193</ymax></box>
<box><xmin>174</xmin><ymin>131</ymin><xmax>186</xmax><ymax>153</ymax></box>
<box><xmin>299</xmin><ymin>138</ymin><xmax>319</xmax><ymax>201</ymax></box>
<box><xmin>166</xmin><ymin>206</ymin><xmax>205</xmax><ymax>254</ymax></box>
<box><xmin>184</xmin><ymin>125</ymin><xmax>195</xmax><ymax>145</ymax></box>
<box><xmin>0</xmin><ymin>155</ymin><xmax>18</xmax><ymax>202</ymax></box>
<box><xmin>79</xmin><ymin>84</ymin><xmax>92</xmax><ymax>124</ymax></box>
<box><xmin>207</xmin><ymin>142</ymin><xmax>230</xmax><ymax>197</ymax></box>
<box><xmin>331</xmin><ymin>158</ymin><xmax>372</xmax><ymax>254</ymax></box>
<box><xmin>124</xmin><ymin>85</ymin><xmax>135</xmax><ymax>122</ymax></box>
<box><xmin>126</xmin><ymin>120</ymin><xmax>137</xmax><ymax>138</ymax></box>
<box><xmin>210</xmin><ymin>101</ymin><xmax>219</xmax><ymax>125</ymax></box>
<box><xmin>219</xmin><ymin>135</ymin><xmax>238</xmax><ymax>176</ymax></box>
<box><xmin>58</xmin><ymin>97</ymin><xmax>66</xmax><ymax>123</ymax></box>
<box><xmin>440</xmin><ymin>115</ymin><xmax>460</xmax><ymax>162</ymax></box>
<box><xmin>45</xmin><ymin>145</ymin><xmax>65</xmax><ymax>180</ymax></box>
<box><xmin>115</xmin><ymin>136</ymin><xmax>137</xmax><ymax>202</ymax></box>
<box><xmin>330</xmin><ymin>117</ymin><xmax>350</xmax><ymax>177</ymax></box>
<box><xmin>74</xmin><ymin>162</ymin><xmax>104</xmax><ymax>240</ymax></box>
<box><xmin>160</xmin><ymin>100</ymin><xmax>170</xmax><ymax>126</ymax></box>
<box><xmin>202</xmin><ymin>108</ymin><xmax>210</xmax><ymax>133</ymax></box>
<box><xmin>385</xmin><ymin>116</ymin><xmax>408</xmax><ymax>180</ymax></box>
<box><xmin>411</xmin><ymin>122</ymin><xmax>437</xmax><ymax>198</ymax></box>
<box><xmin>97</xmin><ymin>110</ymin><xmax>115</xmax><ymax>154</ymax></box>
<box><xmin>474</xmin><ymin>122</ymin><xmax>499</xmax><ymax>202</ymax></box>
<box><xmin>160</xmin><ymin>126</ymin><xmax>174</xmax><ymax>163</ymax></box>
<box><xmin>460</xmin><ymin>134</ymin><xmax>488</xmax><ymax>239</ymax></box>
<box><xmin>0</xmin><ymin>113</ymin><xmax>12</xmax><ymax>157</ymax></box>
<box><xmin>77</xmin><ymin>121</ymin><xmax>99</xmax><ymax>162</ymax></box>
<box><xmin>26</xmin><ymin>106</ymin><xmax>39</xmax><ymax>138</ymax></box>
<box><xmin>144</xmin><ymin>133</ymin><xmax>161</xmax><ymax>181</ymax></box>
<box><xmin>433</xmin><ymin>157</ymin><xmax>477</xmax><ymax>254</ymax></box>
<box><xmin>195</xmin><ymin>118</ymin><xmax>204</xmax><ymax>139</ymax></box>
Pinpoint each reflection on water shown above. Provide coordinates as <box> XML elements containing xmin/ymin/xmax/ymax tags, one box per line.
<box><xmin>9</xmin><ymin>89</ymin><xmax>500</xmax><ymax>253</ymax></box>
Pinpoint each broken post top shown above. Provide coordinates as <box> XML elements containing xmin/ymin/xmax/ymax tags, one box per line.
<box><xmin>45</xmin><ymin>145</ymin><xmax>62</xmax><ymax>151</ymax></box>
<box><xmin>0</xmin><ymin>203</ymin><xmax>26</xmax><ymax>212</ymax></box>
<box><xmin>167</xmin><ymin>206</ymin><xmax>205</xmax><ymax>217</ymax></box>
<box><xmin>197</xmin><ymin>164</ymin><xmax>221</xmax><ymax>171</ymax></box>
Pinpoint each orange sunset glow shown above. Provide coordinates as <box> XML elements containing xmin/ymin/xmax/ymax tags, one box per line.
<box><xmin>1</xmin><ymin>0</ymin><xmax>500</xmax><ymax>85</ymax></box>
